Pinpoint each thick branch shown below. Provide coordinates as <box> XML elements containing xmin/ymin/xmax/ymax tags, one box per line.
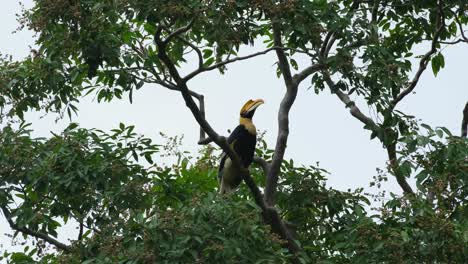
<box><xmin>1</xmin><ymin>206</ymin><xmax>71</xmax><ymax>251</ymax></box>
<box><xmin>77</xmin><ymin>218</ymin><xmax>84</xmax><ymax>241</ymax></box>
<box><xmin>390</xmin><ymin>3</ymin><xmax>445</xmax><ymax>109</ymax></box>
<box><xmin>387</xmin><ymin>144</ymin><xmax>415</xmax><ymax>194</ymax></box>
<box><xmin>271</xmin><ymin>23</ymin><xmax>294</xmax><ymax>86</ymax></box>
<box><xmin>264</xmin><ymin>22</ymin><xmax>297</xmax><ymax>206</ymax></box>
<box><xmin>293</xmin><ymin>64</ymin><xmax>324</xmax><ymax>85</ymax></box>
<box><xmin>462</xmin><ymin>102</ymin><xmax>468</xmax><ymax>138</ymax></box>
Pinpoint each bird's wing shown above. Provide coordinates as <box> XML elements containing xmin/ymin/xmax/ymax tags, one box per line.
<box><xmin>227</xmin><ymin>125</ymin><xmax>244</xmax><ymax>144</ymax></box>
<box><xmin>218</xmin><ymin>125</ymin><xmax>244</xmax><ymax>179</ymax></box>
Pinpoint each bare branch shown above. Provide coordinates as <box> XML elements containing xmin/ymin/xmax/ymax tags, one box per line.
<box><xmin>264</xmin><ymin>22</ymin><xmax>297</xmax><ymax>206</ymax></box>
<box><xmin>1</xmin><ymin>206</ymin><xmax>71</xmax><ymax>252</ymax></box>
<box><xmin>184</xmin><ymin>47</ymin><xmax>279</xmax><ymax>82</ymax></box>
<box><xmin>462</xmin><ymin>102</ymin><xmax>468</xmax><ymax>138</ymax></box>
<box><xmin>390</xmin><ymin>2</ymin><xmax>445</xmax><ymax>109</ymax></box>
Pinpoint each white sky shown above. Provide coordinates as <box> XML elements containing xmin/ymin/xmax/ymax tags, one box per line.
<box><xmin>1</xmin><ymin>0</ymin><xmax>467</xmax><ymax>257</ymax></box>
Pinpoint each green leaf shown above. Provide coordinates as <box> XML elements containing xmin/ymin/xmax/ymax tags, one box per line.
<box><xmin>431</xmin><ymin>53</ymin><xmax>445</xmax><ymax>76</ymax></box>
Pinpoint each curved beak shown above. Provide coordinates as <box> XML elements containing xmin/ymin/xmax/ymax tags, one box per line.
<box><xmin>240</xmin><ymin>99</ymin><xmax>264</xmax><ymax>115</ymax></box>
<box><xmin>248</xmin><ymin>99</ymin><xmax>264</xmax><ymax>112</ymax></box>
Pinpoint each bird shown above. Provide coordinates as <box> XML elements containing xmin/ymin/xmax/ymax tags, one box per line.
<box><xmin>218</xmin><ymin>99</ymin><xmax>264</xmax><ymax>194</ymax></box>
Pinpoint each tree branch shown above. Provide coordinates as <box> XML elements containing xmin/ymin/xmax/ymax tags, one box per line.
<box><xmin>390</xmin><ymin>2</ymin><xmax>445</xmax><ymax>109</ymax></box>
<box><xmin>292</xmin><ymin>64</ymin><xmax>324</xmax><ymax>85</ymax></box>
<box><xmin>264</xmin><ymin>22</ymin><xmax>297</xmax><ymax>206</ymax></box>
<box><xmin>322</xmin><ymin>71</ymin><xmax>379</xmax><ymax>131</ymax></box>
<box><xmin>184</xmin><ymin>47</ymin><xmax>280</xmax><ymax>82</ymax></box>
<box><xmin>253</xmin><ymin>156</ymin><xmax>270</xmax><ymax>176</ymax></box>
<box><xmin>271</xmin><ymin>23</ymin><xmax>294</xmax><ymax>86</ymax></box>
<box><xmin>322</xmin><ymin>71</ymin><xmax>414</xmax><ymax>194</ymax></box>
<box><xmin>154</xmin><ymin>31</ymin><xmax>300</xmax><ymax>256</ymax></box>
<box><xmin>177</xmin><ymin>37</ymin><xmax>203</xmax><ymax>69</ymax></box>
<box><xmin>462</xmin><ymin>102</ymin><xmax>468</xmax><ymax>138</ymax></box>
<box><xmin>163</xmin><ymin>20</ymin><xmax>195</xmax><ymax>44</ymax></box>
<box><xmin>320</xmin><ymin>32</ymin><xmax>334</xmax><ymax>58</ymax></box>
<box><xmin>77</xmin><ymin>218</ymin><xmax>84</xmax><ymax>241</ymax></box>
<box><xmin>387</xmin><ymin>144</ymin><xmax>414</xmax><ymax>194</ymax></box>
<box><xmin>449</xmin><ymin>9</ymin><xmax>468</xmax><ymax>42</ymax></box>
<box><xmin>1</xmin><ymin>206</ymin><xmax>71</xmax><ymax>252</ymax></box>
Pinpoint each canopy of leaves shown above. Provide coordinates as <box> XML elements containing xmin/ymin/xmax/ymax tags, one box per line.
<box><xmin>0</xmin><ymin>0</ymin><xmax>467</xmax><ymax>263</ymax></box>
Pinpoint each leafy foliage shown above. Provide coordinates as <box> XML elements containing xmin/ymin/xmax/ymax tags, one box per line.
<box><xmin>1</xmin><ymin>0</ymin><xmax>467</xmax><ymax>263</ymax></box>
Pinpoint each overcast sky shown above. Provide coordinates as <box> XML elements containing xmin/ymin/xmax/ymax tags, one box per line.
<box><xmin>1</xmin><ymin>0</ymin><xmax>467</xmax><ymax>256</ymax></box>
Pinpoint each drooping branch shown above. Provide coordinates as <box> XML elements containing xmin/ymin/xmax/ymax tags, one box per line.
<box><xmin>264</xmin><ymin>22</ymin><xmax>297</xmax><ymax>207</ymax></box>
<box><xmin>390</xmin><ymin>2</ymin><xmax>445</xmax><ymax>109</ymax></box>
<box><xmin>1</xmin><ymin>206</ymin><xmax>71</xmax><ymax>252</ymax></box>
<box><xmin>462</xmin><ymin>102</ymin><xmax>468</xmax><ymax>138</ymax></box>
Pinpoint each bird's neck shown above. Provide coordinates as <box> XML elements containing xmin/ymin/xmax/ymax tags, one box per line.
<box><xmin>239</xmin><ymin>117</ymin><xmax>256</xmax><ymax>135</ymax></box>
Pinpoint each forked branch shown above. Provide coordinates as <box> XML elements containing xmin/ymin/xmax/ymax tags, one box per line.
<box><xmin>154</xmin><ymin>29</ymin><xmax>300</xmax><ymax>255</ymax></box>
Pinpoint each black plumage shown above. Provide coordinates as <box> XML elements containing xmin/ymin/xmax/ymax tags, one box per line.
<box><xmin>218</xmin><ymin>99</ymin><xmax>263</xmax><ymax>194</ymax></box>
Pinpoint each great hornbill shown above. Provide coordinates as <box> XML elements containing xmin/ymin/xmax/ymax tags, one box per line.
<box><xmin>218</xmin><ymin>99</ymin><xmax>264</xmax><ymax>194</ymax></box>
